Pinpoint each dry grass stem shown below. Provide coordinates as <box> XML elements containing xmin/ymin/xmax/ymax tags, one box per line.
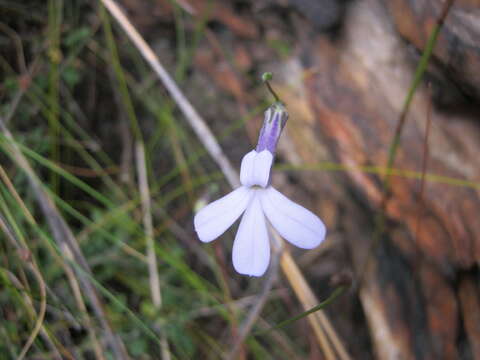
<box><xmin>135</xmin><ymin>141</ymin><xmax>171</xmax><ymax>360</ymax></box>
<box><xmin>61</xmin><ymin>244</ymin><xmax>107</xmax><ymax>360</ymax></box>
<box><xmin>280</xmin><ymin>252</ymin><xmax>336</xmax><ymax>360</ymax></box>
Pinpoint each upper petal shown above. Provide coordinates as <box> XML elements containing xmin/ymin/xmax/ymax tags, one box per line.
<box><xmin>194</xmin><ymin>186</ymin><xmax>254</xmax><ymax>243</ymax></box>
<box><xmin>259</xmin><ymin>187</ymin><xmax>326</xmax><ymax>249</ymax></box>
<box><xmin>232</xmin><ymin>191</ymin><xmax>270</xmax><ymax>276</ymax></box>
<box><xmin>240</xmin><ymin>150</ymin><xmax>273</xmax><ymax>188</ymax></box>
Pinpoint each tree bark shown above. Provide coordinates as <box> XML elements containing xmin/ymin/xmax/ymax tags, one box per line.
<box><xmin>275</xmin><ymin>0</ymin><xmax>480</xmax><ymax>358</ymax></box>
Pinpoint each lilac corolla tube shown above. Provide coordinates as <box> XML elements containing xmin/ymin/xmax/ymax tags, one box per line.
<box><xmin>194</xmin><ymin>102</ymin><xmax>326</xmax><ymax>276</ymax></box>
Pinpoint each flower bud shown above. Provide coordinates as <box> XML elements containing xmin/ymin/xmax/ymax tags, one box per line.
<box><xmin>255</xmin><ymin>102</ymin><xmax>288</xmax><ymax>155</ymax></box>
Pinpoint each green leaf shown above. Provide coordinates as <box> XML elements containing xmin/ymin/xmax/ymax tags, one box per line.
<box><xmin>256</xmin><ymin>286</ymin><xmax>347</xmax><ymax>335</ymax></box>
<box><xmin>62</xmin><ymin>66</ymin><xmax>81</xmax><ymax>88</ymax></box>
<box><xmin>63</xmin><ymin>27</ymin><xmax>91</xmax><ymax>47</ymax></box>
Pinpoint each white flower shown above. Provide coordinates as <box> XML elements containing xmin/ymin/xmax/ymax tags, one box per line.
<box><xmin>194</xmin><ymin>149</ymin><xmax>326</xmax><ymax>277</ymax></box>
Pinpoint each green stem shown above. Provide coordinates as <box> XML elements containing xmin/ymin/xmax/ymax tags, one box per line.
<box><xmin>47</xmin><ymin>0</ymin><xmax>63</xmax><ymax>192</ymax></box>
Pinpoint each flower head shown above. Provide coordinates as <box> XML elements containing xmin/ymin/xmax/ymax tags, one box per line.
<box><xmin>194</xmin><ymin>99</ymin><xmax>326</xmax><ymax>276</ymax></box>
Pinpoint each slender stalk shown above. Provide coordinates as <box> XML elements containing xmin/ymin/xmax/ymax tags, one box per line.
<box><xmin>383</xmin><ymin>0</ymin><xmax>455</xmax><ymax>206</ymax></box>
<box><xmin>262</xmin><ymin>72</ymin><xmax>281</xmax><ymax>103</ymax></box>
<box><xmin>47</xmin><ymin>0</ymin><xmax>62</xmax><ymax>192</ymax></box>
<box><xmin>413</xmin><ymin>85</ymin><xmax>433</xmax><ymax>265</ymax></box>
<box><xmin>135</xmin><ymin>142</ymin><xmax>171</xmax><ymax>360</ymax></box>
<box><xmin>359</xmin><ymin>0</ymin><xmax>456</xmax><ymax>289</ymax></box>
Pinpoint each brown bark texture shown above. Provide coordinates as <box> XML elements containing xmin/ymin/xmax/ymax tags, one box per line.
<box><xmin>281</xmin><ymin>1</ymin><xmax>480</xmax><ymax>359</ymax></box>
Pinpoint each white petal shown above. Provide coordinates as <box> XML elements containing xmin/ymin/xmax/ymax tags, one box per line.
<box><xmin>239</xmin><ymin>150</ymin><xmax>256</xmax><ymax>187</ymax></box>
<box><xmin>232</xmin><ymin>191</ymin><xmax>270</xmax><ymax>276</ymax></box>
<box><xmin>240</xmin><ymin>150</ymin><xmax>273</xmax><ymax>188</ymax></box>
<box><xmin>259</xmin><ymin>187</ymin><xmax>326</xmax><ymax>249</ymax></box>
<box><xmin>194</xmin><ymin>186</ymin><xmax>254</xmax><ymax>243</ymax></box>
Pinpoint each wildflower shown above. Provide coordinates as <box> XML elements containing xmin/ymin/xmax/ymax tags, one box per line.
<box><xmin>194</xmin><ymin>82</ymin><xmax>326</xmax><ymax>276</ymax></box>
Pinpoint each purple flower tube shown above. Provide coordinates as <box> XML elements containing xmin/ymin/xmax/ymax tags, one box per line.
<box><xmin>255</xmin><ymin>102</ymin><xmax>288</xmax><ymax>155</ymax></box>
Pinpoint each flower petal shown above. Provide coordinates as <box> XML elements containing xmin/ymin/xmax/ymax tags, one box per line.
<box><xmin>259</xmin><ymin>187</ymin><xmax>326</xmax><ymax>249</ymax></box>
<box><xmin>239</xmin><ymin>150</ymin><xmax>256</xmax><ymax>187</ymax></box>
<box><xmin>232</xmin><ymin>191</ymin><xmax>270</xmax><ymax>276</ymax></box>
<box><xmin>240</xmin><ymin>150</ymin><xmax>273</xmax><ymax>188</ymax></box>
<box><xmin>194</xmin><ymin>186</ymin><xmax>254</xmax><ymax>243</ymax></box>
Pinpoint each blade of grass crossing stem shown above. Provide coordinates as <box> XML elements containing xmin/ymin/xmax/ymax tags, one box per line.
<box><xmin>256</xmin><ymin>286</ymin><xmax>346</xmax><ymax>335</ymax></box>
<box><xmin>276</xmin><ymin>163</ymin><xmax>480</xmax><ymax>190</ymax></box>
<box><xmin>384</xmin><ymin>18</ymin><xmax>446</xmax><ymax>189</ymax></box>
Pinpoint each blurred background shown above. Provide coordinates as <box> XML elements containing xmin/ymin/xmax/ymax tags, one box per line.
<box><xmin>1</xmin><ymin>0</ymin><xmax>480</xmax><ymax>359</ymax></box>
